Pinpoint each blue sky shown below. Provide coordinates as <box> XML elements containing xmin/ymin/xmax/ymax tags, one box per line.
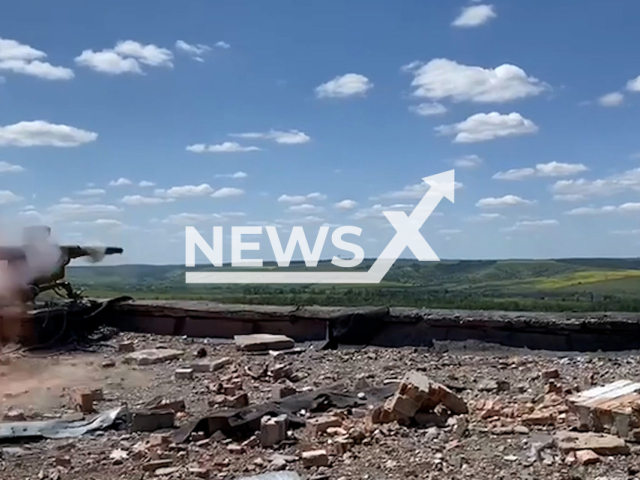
<box><xmin>1</xmin><ymin>0</ymin><xmax>640</xmax><ymax>265</ymax></box>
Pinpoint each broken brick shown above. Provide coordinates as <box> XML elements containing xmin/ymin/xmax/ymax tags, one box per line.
<box><xmin>307</xmin><ymin>415</ymin><xmax>342</xmax><ymax>435</ymax></box>
<box><xmin>260</xmin><ymin>414</ymin><xmax>287</xmax><ymax>447</ymax></box>
<box><xmin>302</xmin><ymin>449</ymin><xmax>329</xmax><ymax>467</ymax></box>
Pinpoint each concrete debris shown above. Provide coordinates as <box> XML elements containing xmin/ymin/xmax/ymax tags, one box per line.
<box><xmin>3</xmin><ymin>408</ymin><xmax>26</xmax><ymax>422</ymax></box>
<box><xmin>109</xmin><ymin>448</ymin><xmax>129</xmax><ymax>464</ymax></box>
<box><xmin>272</xmin><ymin>384</ymin><xmax>298</xmax><ymax>400</ymax></box>
<box><xmin>146</xmin><ymin>397</ymin><xmax>186</xmax><ymax>413</ymax></box>
<box><xmin>118</xmin><ymin>341</ymin><xmax>135</xmax><ymax>353</ymax></box>
<box><xmin>142</xmin><ymin>459</ymin><xmax>174</xmax><ymax>472</ymax></box>
<box><xmin>188</xmin><ymin>467</ymin><xmax>210</xmax><ymax>479</ymax></box>
<box><xmin>71</xmin><ymin>388</ymin><xmax>96</xmax><ymax>413</ymax></box>
<box><xmin>234</xmin><ymin>334</ymin><xmax>295</xmax><ymax>352</ymax></box>
<box><xmin>574</xmin><ymin>449</ymin><xmax>601</xmax><ymax>465</ymax></box>
<box><xmin>155</xmin><ymin>466</ymin><xmax>180</xmax><ymax>476</ymax></box>
<box><xmin>191</xmin><ymin>357</ymin><xmax>232</xmax><ymax>373</ymax></box>
<box><xmin>567</xmin><ymin>379</ymin><xmax>640</xmax><ymax>439</ymax></box>
<box><xmin>130</xmin><ymin>410</ymin><xmax>175</xmax><ymax>432</ymax></box>
<box><xmin>301</xmin><ymin>449</ymin><xmax>330</xmax><ymax>467</ymax></box>
<box><xmin>237</xmin><ymin>473</ymin><xmax>301</xmax><ymax>480</ymax></box>
<box><xmin>555</xmin><ymin>430</ymin><xmax>630</xmax><ymax>455</ymax></box>
<box><xmin>261</xmin><ymin>414</ymin><xmax>288</xmax><ymax>447</ymax></box>
<box><xmin>175</xmin><ymin>368</ymin><xmax>194</xmax><ymax>380</ymax></box>
<box><xmin>101</xmin><ymin>359</ymin><xmax>116</xmax><ymax>368</ymax></box>
<box><xmin>307</xmin><ymin>415</ymin><xmax>342</xmax><ymax>435</ymax></box>
<box><xmin>123</xmin><ymin>348</ymin><xmax>184</xmax><ymax>366</ymax></box>
<box><xmin>208</xmin><ymin>392</ymin><xmax>249</xmax><ymax>409</ymax></box>
<box><xmin>379</xmin><ymin>370</ymin><xmax>468</xmax><ymax>425</ymax></box>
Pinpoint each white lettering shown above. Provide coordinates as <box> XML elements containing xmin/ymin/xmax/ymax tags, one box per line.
<box><xmin>331</xmin><ymin>226</ymin><xmax>364</xmax><ymax>268</ymax></box>
<box><xmin>185</xmin><ymin>226</ymin><xmax>222</xmax><ymax>267</ymax></box>
<box><xmin>232</xmin><ymin>226</ymin><xmax>263</xmax><ymax>267</ymax></box>
<box><xmin>266</xmin><ymin>226</ymin><xmax>329</xmax><ymax>267</ymax></box>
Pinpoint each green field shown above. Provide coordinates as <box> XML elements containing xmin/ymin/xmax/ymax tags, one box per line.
<box><xmin>65</xmin><ymin>258</ymin><xmax>640</xmax><ymax>312</ymax></box>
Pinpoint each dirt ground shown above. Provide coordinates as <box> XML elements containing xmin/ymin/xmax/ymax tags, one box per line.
<box><xmin>1</xmin><ymin>333</ymin><xmax>640</xmax><ymax>480</ymax></box>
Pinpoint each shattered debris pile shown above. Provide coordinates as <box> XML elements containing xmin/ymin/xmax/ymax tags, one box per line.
<box><xmin>4</xmin><ymin>331</ymin><xmax>640</xmax><ymax>479</ymax></box>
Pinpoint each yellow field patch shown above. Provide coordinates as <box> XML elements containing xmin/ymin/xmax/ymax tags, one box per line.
<box><xmin>535</xmin><ymin>270</ymin><xmax>640</xmax><ymax>289</ymax></box>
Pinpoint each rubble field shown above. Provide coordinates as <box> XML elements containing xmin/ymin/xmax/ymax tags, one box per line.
<box><xmin>2</xmin><ymin>332</ymin><xmax>640</xmax><ymax>480</ymax></box>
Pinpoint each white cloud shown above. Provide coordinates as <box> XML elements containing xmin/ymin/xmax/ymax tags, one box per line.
<box><xmin>565</xmin><ymin>203</ymin><xmax>640</xmax><ymax>215</ymax></box>
<box><xmin>452</xmin><ymin>155</ymin><xmax>482</xmax><ymax>169</ymax></box>
<box><xmin>335</xmin><ymin>199</ymin><xmax>358</xmax><ymax>210</ymax></box>
<box><xmin>229</xmin><ymin>129</ymin><xmax>310</xmax><ymax>145</ymax></box>
<box><xmin>0</xmin><ymin>190</ymin><xmax>22</xmax><ymax>204</ymax></box>
<box><xmin>163</xmin><ymin>213</ymin><xmax>223</xmax><ymax>225</ymax></box>
<box><xmin>468</xmin><ymin>213</ymin><xmax>504</xmax><ymax>222</ymax></box>
<box><xmin>0</xmin><ymin>38</ymin><xmax>74</xmax><ymax>80</ymax></box>
<box><xmin>409</xmin><ymin>102</ymin><xmax>447</xmax><ymax>116</ymax></box>
<box><xmin>351</xmin><ymin>203</ymin><xmax>416</xmax><ymax>221</ymax></box>
<box><xmin>376</xmin><ymin>181</ymin><xmax>463</xmax><ymax>201</ymax></box>
<box><xmin>175</xmin><ymin>40</ymin><xmax>211</xmax><ymax>62</ymax></box>
<box><xmin>436</xmin><ymin>112</ymin><xmax>538</xmax><ymax>143</ymax></box>
<box><xmin>45</xmin><ymin>203</ymin><xmax>121</xmax><ymax>221</ymax></box>
<box><xmin>186</xmin><ymin>142</ymin><xmax>261</xmax><ymax>153</ymax></box>
<box><xmin>315</xmin><ymin>73</ymin><xmax>373</xmax><ymax>98</ymax></box>
<box><xmin>288</xmin><ymin>204</ymin><xmax>324</xmax><ymax>214</ymax></box>
<box><xmin>75</xmin><ymin>50</ymin><xmax>141</xmax><ymax>75</ymax></box>
<box><xmin>551</xmin><ymin>168</ymin><xmax>640</xmax><ymax>198</ymax></box>
<box><xmin>504</xmin><ymin>219</ymin><xmax>558</xmax><ymax>232</ymax></box>
<box><xmin>109</xmin><ymin>177</ymin><xmax>132</xmax><ymax>187</ymax></box>
<box><xmin>452</xmin><ymin>4</ymin><xmax>497</xmax><ymax>27</ymax></box>
<box><xmin>536</xmin><ymin>161</ymin><xmax>588</xmax><ymax>177</ymax></box>
<box><xmin>157</xmin><ymin>184</ymin><xmax>214</xmax><ymax>198</ymax></box>
<box><xmin>92</xmin><ymin>219</ymin><xmax>123</xmax><ymax>227</ymax></box>
<box><xmin>626</xmin><ymin>75</ymin><xmax>640</xmax><ymax>92</ymax></box>
<box><xmin>0</xmin><ymin>161</ymin><xmax>25</xmax><ymax>173</ymax></box>
<box><xmin>211</xmin><ymin>187</ymin><xmax>244</xmax><ymax>198</ymax></box>
<box><xmin>121</xmin><ymin>195</ymin><xmax>172</xmax><ymax>206</ymax></box>
<box><xmin>492</xmin><ymin>168</ymin><xmax>535</xmax><ymax>181</ymax></box>
<box><xmin>439</xmin><ymin>229</ymin><xmax>462</xmax><ymax>235</ymax></box>
<box><xmin>139</xmin><ymin>180</ymin><xmax>155</xmax><ymax>187</ymax></box>
<box><xmin>215</xmin><ymin>41</ymin><xmax>231</xmax><ymax>49</ymax></box>
<box><xmin>277</xmin><ymin>215</ymin><xmax>327</xmax><ymax>225</ymax></box>
<box><xmin>476</xmin><ymin>195</ymin><xmax>534</xmax><ymax>208</ymax></box>
<box><xmin>278</xmin><ymin>192</ymin><xmax>327</xmax><ymax>204</ymax></box>
<box><xmin>493</xmin><ymin>162</ymin><xmax>587</xmax><ymax>180</ymax></box>
<box><xmin>215</xmin><ymin>171</ymin><xmax>247</xmax><ymax>179</ymax></box>
<box><xmin>0</xmin><ymin>121</ymin><xmax>97</xmax><ymax>147</ymax></box>
<box><xmin>75</xmin><ymin>40</ymin><xmax>173</xmax><ymax>75</ymax></box>
<box><xmin>59</xmin><ymin>197</ymin><xmax>73</xmax><ymax>203</ymax></box>
<box><xmin>403</xmin><ymin>59</ymin><xmax>548</xmax><ymax>103</ymax></box>
<box><xmin>113</xmin><ymin>41</ymin><xmax>173</xmax><ymax>67</ymax></box>
<box><xmin>76</xmin><ymin>188</ymin><xmax>105</xmax><ymax>196</ymax></box>
<box><xmin>553</xmin><ymin>194</ymin><xmax>585</xmax><ymax>202</ymax></box>
<box><xmin>598</xmin><ymin>92</ymin><xmax>624</xmax><ymax>107</ymax></box>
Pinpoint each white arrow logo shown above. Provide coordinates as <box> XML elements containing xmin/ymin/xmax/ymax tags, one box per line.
<box><xmin>186</xmin><ymin>170</ymin><xmax>455</xmax><ymax>284</ymax></box>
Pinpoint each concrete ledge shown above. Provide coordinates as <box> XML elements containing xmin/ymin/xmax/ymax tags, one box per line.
<box><xmin>108</xmin><ymin>301</ymin><xmax>640</xmax><ymax>352</ymax></box>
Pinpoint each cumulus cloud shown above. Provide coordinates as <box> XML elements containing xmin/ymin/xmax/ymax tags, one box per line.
<box><xmin>476</xmin><ymin>195</ymin><xmax>534</xmax><ymax>208</ymax></box>
<box><xmin>139</xmin><ymin>180</ymin><xmax>155</xmax><ymax>187</ymax></box>
<box><xmin>75</xmin><ymin>40</ymin><xmax>173</xmax><ymax>75</ymax></box>
<box><xmin>452</xmin><ymin>4</ymin><xmax>497</xmax><ymax>27</ymax></box>
<box><xmin>175</xmin><ymin>40</ymin><xmax>211</xmax><ymax>62</ymax></box>
<box><xmin>376</xmin><ymin>181</ymin><xmax>463</xmax><ymax>200</ymax></box>
<box><xmin>0</xmin><ymin>190</ymin><xmax>22</xmax><ymax>204</ymax></box>
<box><xmin>315</xmin><ymin>73</ymin><xmax>373</xmax><ymax>98</ymax></box>
<box><xmin>215</xmin><ymin>41</ymin><xmax>231</xmax><ymax>49</ymax></box>
<box><xmin>211</xmin><ymin>187</ymin><xmax>244</xmax><ymax>198</ymax></box>
<box><xmin>45</xmin><ymin>202</ymin><xmax>121</xmax><ymax>221</ymax></box>
<box><xmin>503</xmin><ymin>219</ymin><xmax>558</xmax><ymax>232</ymax></box>
<box><xmin>287</xmin><ymin>204</ymin><xmax>324</xmax><ymax>214</ymax></box>
<box><xmin>598</xmin><ymin>92</ymin><xmax>624</xmax><ymax>107</ymax></box>
<box><xmin>156</xmin><ymin>184</ymin><xmax>214</xmax><ymax>198</ymax></box>
<box><xmin>215</xmin><ymin>171</ymin><xmax>247</xmax><ymax>179</ymax></box>
<box><xmin>109</xmin><ymin>177</ymin><xmax>132</xmax><ymax>187</ymax></box>
<box><xmin>0</xmin><ymin>161</ymin><xmax>25</xmax><ymax>173</ymax></box>
<box><xmin>551</xmin><ymin>168</ymin><xmax>640</xmax><ymax>198</ymax></box>
<box><xmin>409</xmin><ymin>102</ymin><xmax>447</xmax><ymax>116</ymax></box>
<box><xmin>229</xmin><ymin>129</ymin><xmax>310</xmax><ymax>145</ymax></box>
<box><xmin>186</xmin><ymin>142</ymin><xmax>261</xmax><ymax>153</ymax></box>
<box><xmin>565</xmin><ymin>203</ymin><xmax>640</xmax><ymax>215</ymax></box>
<box><xmin>452</xmin><ymin>155</ymin><xmax>483</xmax><ymax>169</ymax></box>
<box><xmin>403</xmin><ymin>59</ymin><xmax>548</xmax><ymax>103</ymax></box>
<box><xmin>121</xmin><ymin>195</ymin><xmax>172</xmax><ymax>206</ymax></box>
<box><xmin>493</xmin><ymin>162</ymin><xmax>588</xmax><ymax>180</ymax></box>
<box><xmin>278</xmin><ymin>193</ymin><xmax>327</xmax><ymax>204</ymax></box>
<box><xmin>0</xmin><ymin>121</ymin><xmax>97</xmax><ymax>147</ymax></box>
<box><xmin>76</xmin><ymin>188</ymin><xmax>105</xmax><ymax>196</ymax></box>
<box><xmin>436</xmin><ymin>112</ymin><xmax>538</xmax><ymax>143</ymax></box>
<box><xmin>0</xmin><ymin>38</ymin><xmax>74</xmax><ymax>80</ymax></box>
<box><xmin>626</xmin><ymin>75</ymin><xmax>640</xmax><ymax>92</ymax></box>
<box><xmin>335</xmin><ymin>199</ymin><xmax>358</xmax><ymax>210</ymax></box>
